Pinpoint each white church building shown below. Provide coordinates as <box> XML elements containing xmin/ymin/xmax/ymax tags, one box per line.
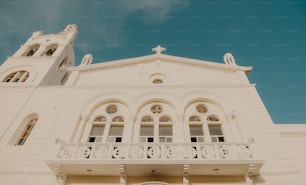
<box><xmin>0</xmin><ymin>24</ymin><xmax>305</xmax><ymax>185</ymax></box>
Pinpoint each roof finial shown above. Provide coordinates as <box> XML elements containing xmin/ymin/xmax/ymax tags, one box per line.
<box><xmin>224</xmin><ymin>53</ymin><xmax>236</xmax><ymax>65</ymax></box>
<box><xmin>152</xmin><ymin>45</ymin><xmax>166</xmax><ymax>54</ymax></box>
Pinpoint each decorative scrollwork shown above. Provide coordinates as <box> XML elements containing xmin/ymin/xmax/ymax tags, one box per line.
<box><xmin>147</xmin><ymin>146</ymin><xmax>161</xmax><ymax>159</ymax></box>
<box><xmin>201</xmin><ymin>146</ymin><xmax>209</xmax><ymax>158</ymax></box>
<box><xmin>165</xmin><ymin>146</ymin><xmax>178</xmax><ymax>159</ymax></box>
<box><xmin>58</xmin><ymin>146</ymin><xmax>73</xmax><ymax>158</ymax></box>
<box><xmin>77</xmin><ymin>146</ymin><xmax>92</xmax><ymax>158</ymax></box>
<box><xmin>218</xmin><ymin>145</ymin><xmax>230</xmax><ymax>159</ymax></box>
<box><xmin>56</xmin><ymin>142</ymin><xmax>254</xmax><ymax>161</ymax></box>
<box><xmin>183</xmin><ymin>146</ymin><xmax>197</xmax><ymax>159</ymax></box>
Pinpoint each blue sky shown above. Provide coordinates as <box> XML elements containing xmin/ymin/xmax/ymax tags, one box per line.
<box><xmin>0</xmin><ymin>0</ymin><xmax>305</xmax><ymax>124</ymax></box>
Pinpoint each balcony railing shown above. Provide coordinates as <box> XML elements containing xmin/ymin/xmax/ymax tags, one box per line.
<box><xmin>56</xmin><ymin>142</ymin><xmax>253</xmax><ymax>161</ymax></box>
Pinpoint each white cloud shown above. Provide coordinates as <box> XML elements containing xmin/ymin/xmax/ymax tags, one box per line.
<box><xmin>122</xmin><ymin>0</ymin><xmax>188</xmax><ymax>20</ymax></box>
<box><xmin>0</xmin><ymin>0</ymin><xmax>189</xmax><ymax>63</ymax></box>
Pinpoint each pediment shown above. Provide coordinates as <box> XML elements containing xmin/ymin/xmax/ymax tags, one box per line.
<box><xmin>68</xmin><ymin>54</ymin><xmax>252</xmax><ymax>86</ymax></box>
<box><xmin>69</xmin><ymin>54</ymin><xmax>252</xmax><ymax>73</ymax></box>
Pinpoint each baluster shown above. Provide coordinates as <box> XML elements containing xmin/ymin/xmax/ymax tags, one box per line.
<box><xmin>107</xmin><ymin>143</ymin><xmax>113</xmax><ymax>159</ymax></box>
<box><xmin>161</xmin><ymin>143</ymin><xmax>165</xmax><ymax>159</ymax></box>
<box><xmin>89</xmin><ymin>143</ymin><xmax>95</xmax><ymax>159</ymax></box>
<box><xmin>72</xmin><ymin>143</ymin><xmax>79</xmax><ymax>159</ymax></box>
<box><xmin>143</xmin><ymin>143</ymin><xmax>148</xmax><ymax>159</ymax></box>
<box><xmin>214</xmin><ymin>143</ymin><xmax>219</xmax><ymax>159</ymax></box>
<box><xmin>231</xmin><ymin>143</ymin><xmax>238</xmax><ymax>159</ymax></box>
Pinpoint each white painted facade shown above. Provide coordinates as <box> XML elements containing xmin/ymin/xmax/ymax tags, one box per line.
<box><xmin>0</xmin><ymin>25</ymin><xmax>305</xmax><ymax>185</ymax></box>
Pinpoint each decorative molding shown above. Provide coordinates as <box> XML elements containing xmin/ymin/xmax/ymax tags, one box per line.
<box><xmin>183</xmin><ymin>164</ymin><xmax>189</xmax><ymax>185</ymax></box>
<box><xmin>67</xmin><ymin>54</ymin><xmax>252</xmax><ymax>73</ymax></box>
<box><xmin>56</xmin><ymin>173</ymin><xmax>67</xmax><ymax>185</ymax></box>
<box><xmin>245</xmin><ymin>175</ymin><xmax>253</xmax><ymax>185</ymax></box>
<box><xmin>119</xmin><ymin>164</ymin><xmax>126</xmax><ymax>185</ymax></box>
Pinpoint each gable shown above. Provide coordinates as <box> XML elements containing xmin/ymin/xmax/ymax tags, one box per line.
<box><xmin>70</xmin><ymin>54</ymin><xmax>251</xmax><ymax>86</ymax></box>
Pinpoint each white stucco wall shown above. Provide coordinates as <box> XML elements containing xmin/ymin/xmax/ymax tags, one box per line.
<box><xmin>0</xmin><ymin>26</ymin><xmax>305</xmax><ymax>185</ymax></box>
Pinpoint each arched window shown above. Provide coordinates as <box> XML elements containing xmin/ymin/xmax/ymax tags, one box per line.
<box><xmin>44</xmin><ymin>44</ymin><xmax>58</xmax><ymax>56</ymax></box>
<box><xmin>112</xmin><ymin>116</ymin><xmax>124</xmax><ymax>122</ymax></box>
<box><xmin>207</xmin><ymin>115</ymin><xmax>220</xmax><ymax>122</ymax></box>
<box><xmin>88</xmin><ymin>103</ymin><xmax>127</xmax><ymax>143</ymax></box>
<box><xmin>138</xmin><ymin>103</ymin><xmax>174</xmax><ymax>143</ymax></box>
<box><xmin>141</xmin><ymin>115</ymin><xmax>154</xmax><ymax>122</ymax></box>
<box><xmin>59</xmin><ymin>57</ymin><xmax>68</xmax><ymax>70</ymax></box>
<box><xmin>3</xmin><ymin>71</ymin><xmax>29</xmax><ymax>83</ymax></box>
<box><xmin>23</xmin><ymin>44</ymin><xmax>40</xmax><ymax>56</ymax></box>
<box><xmin>185</xmin><ymin>102</ymin><xmax>225</xmax><ymax>143</ymax></box>
<box><xmin>16</xmin><ymin>117</ymin><xmax>38</xmax><ymax>145</ymax></box>
<box><xmin>159</xmin><ymin>115</ymin><xmax>171</xmax><ymax>122</ymax></box>
<box><xmin>189</xmin><ymin>116</ymin><xmax>201</xmax><ymax>122</ymax></box>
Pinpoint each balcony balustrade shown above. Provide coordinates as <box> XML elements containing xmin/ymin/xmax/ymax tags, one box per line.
<box><xmin>56</xmin><ymin>142</ymin><xmax>253</xmax><ymax>161</ymax></box>
<box><xmin>47</xmin><ymin>142</ymin><xmax>264</xmax><ymax>178</ymax></box>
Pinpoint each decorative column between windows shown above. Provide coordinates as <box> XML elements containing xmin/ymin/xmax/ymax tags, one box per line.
<box><xmin>74</xmin><ymin>114</ymin><xmax>89</xmax><ymax>142</ymax></box>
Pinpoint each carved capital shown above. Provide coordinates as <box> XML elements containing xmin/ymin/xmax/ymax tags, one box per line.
<box><xmin>245</xmin><ymin>175</ymin><xmax>253</xmax><ymax>185</ymax></box>
<box><xmin>56</xmin><ymin>173</ymin><xmax>67</xmax><ymax>185</ymax></box>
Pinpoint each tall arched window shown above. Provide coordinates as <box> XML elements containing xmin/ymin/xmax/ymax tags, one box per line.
<box><xmin>15</xmin><ymin>116</ymin><xmax>38</xmax><ymax>145</ymax></box>
<box><xmin>87</xmin><ymin>103</ymin><xmax>127</xmax><ymax>143</ymax></box>
<box><xmin>23</xmin><ymin>44</ymin><xmax>40</xmax><ymax>56</ymax></box>
<box><xmin>185</xmin><ymin>102</ymin><xmax>225</xmax><ymax>143</ymax></box>
<box><xmin>3</xmin><ymin>71</ymin><xmax>29</xmax><ymax>83</ymax></box>
<box><xmin>138</xmin><ymin>102</ymin><xmax>174</xmax><ymax>143</ymax></box>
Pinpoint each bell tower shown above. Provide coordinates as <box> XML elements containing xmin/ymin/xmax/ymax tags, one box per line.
<box><xmin>0</xmin><ymin>24</ymin><xmax>78</xmax><ymax>86</ymax></box>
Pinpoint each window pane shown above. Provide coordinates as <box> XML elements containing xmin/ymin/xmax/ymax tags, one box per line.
<box><xmin>208</xmin><ymin>125</ymin><xmax>223</xmax><ymax>135</ymax></box>
<box><xmin>141</xmin><ymin>116</ymin><xmax>154</xmax><ymax>122</ymax></box>
<box><xmin>148</xmin><ymin>137</ymin><xmax>154</xmax><ymax>142</ymax></box>
<box><xmin>16</xmin><ymin>118</ymin><xmax>38</xmax><ymax>146</ymax></box>
<box><xmin>91</xmin><ymin>126</ymin><xmax>105</xmax><ymax>135</ymax></box>
<box><xmin>140</xmin><ymin>126</ymin><xmax>153</xmax><ymax>136</ymax></box>
<box><xmin>112</xmin><ymin>116</ymin><xmax>124</xmax><ymax>122</ymax></box>
<box><xmin>109</xmin><ymin>126</ymin><xmax>123</xmax><ymax>136</ymax></box>
<box><xmin>189</xmin><ymin>116</ymin><xmax>201</xmax><ymax>122</ymax></box>
<box><xmin>94</xmin><ymin>116</ymin><xmax>106</xmax><ymax>122</ymax></box>
<box><xmin>159</xmin><ymin>126</ymin><xmax>172</xmax><ymax>136</ymax></box>
<box><xmin>159</xmin><ymin>116</ymin><xmax>171</xmax><ymax>122</ymax></box>
<box><xmin>88</xmin><ymin>137</ymin><xmax>95</xmax><ymax>143</ymax></box>
<box><xmin>190</xmin><ymin>125</ymin><xmax>203</xmax><ymax>136</ymax></box>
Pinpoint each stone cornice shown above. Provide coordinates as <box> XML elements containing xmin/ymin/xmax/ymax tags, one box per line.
<box><xmin>68</xmin><ymin>54</ymin><xmax>252</xmax><ymax>73</ymax></box>
<box><xmin>275</xmin><ymin>124</ymin><xmax>306</xmax><ymax>137</ymax></box>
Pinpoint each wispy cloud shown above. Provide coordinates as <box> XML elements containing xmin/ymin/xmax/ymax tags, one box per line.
<box><xmin>0</xmin><ymin>0</ymin><xmax>189</xmax><ymax>63</ymax></box>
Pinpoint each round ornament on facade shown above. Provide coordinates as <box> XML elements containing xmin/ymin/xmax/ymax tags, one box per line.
<box><xmin>196</xmin><ymin>104</ymin><xmax>208</xmax><ymax>113</ymax></box>
<box><xmin>106</xmin><ymin>104</ymin><xmax>117</xmax><ymax>114</ymax></box>
<box><xmin>151</xmin><ymin>105</ymin><xmax>162</xmax><ymax>114</ymax></box>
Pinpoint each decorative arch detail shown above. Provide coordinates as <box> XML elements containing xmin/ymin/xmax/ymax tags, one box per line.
<box><xmin>2</xmin><ymin>70</ymin><xmax>30</xmax><ymax>83</ymax></box>
<box><xmin>23</xmin><ymin>44</ymin><xmax>40</xmax><ymax>56</ymax></box>
<box><xmin>85</xmin><ymin>101</ymin><xmax>129</xmax><ymax>144</ymax></box>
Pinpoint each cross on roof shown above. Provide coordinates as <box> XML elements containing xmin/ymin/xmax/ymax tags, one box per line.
<box><xmin>152</xmin><ymin>45</ymin><xmax>166</xmax><ymax>54</ymax></box>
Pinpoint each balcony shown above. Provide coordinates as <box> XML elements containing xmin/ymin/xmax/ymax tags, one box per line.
<box><xmin>46</xmin><ymin>142</ymin><xmax>264</xmax><ymax>177</ymax></box>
